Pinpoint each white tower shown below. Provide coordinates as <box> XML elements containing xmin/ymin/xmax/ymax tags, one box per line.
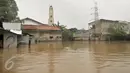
<box><xmin>48</xmin><ymin>5</ymin><xmax>54</xmax><ymax>26</ymax></box>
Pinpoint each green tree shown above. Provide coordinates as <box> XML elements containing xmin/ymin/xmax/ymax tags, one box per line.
<box><xmin>0</xmin><ymin>0</ymin><xmax>19</xmax><ymax>22</ymax></box>
<box><xmin>62</xmin><ymin>29</ymin><xmax>73</xmax><ymax>41</ymax></box>
<box><xmin>54</xmin><ymin>21</ymin><xmax>67</xmax><ymax>31</ymax></box>
<box><xmin>69</xmin><ymin>28</ymin><xmax>78</xmax><ymax>33</ymax></box>
<box><xmin>54</xmin><ymin>21</ymin><xmax>78</xmax><ymax>41</ymax></box>
<box><xmin>108</xmin><ymin>23</ymin><xmax>127</xmax><ymax>40</ymax></box>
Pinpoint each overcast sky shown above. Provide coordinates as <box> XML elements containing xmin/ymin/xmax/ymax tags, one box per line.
<box><xmin>16</xmin><ymin>0</ymin><xmax>130</xmax><ymax>29</ymax></box>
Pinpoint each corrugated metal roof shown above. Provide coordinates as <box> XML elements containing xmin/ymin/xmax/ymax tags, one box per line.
<box><xmin>10</xmin><ymin>30</ymin><xmax>22</xmax><ymax>35</ymax></box>
<box><xmin>3</xmin><ymin>22</ymin><xmax>22</xmax><ymax>34</ymax></box>
<box><xmin>3</xmin><ymin>22</ymin><xmax>21</xmax><ymax>30</ymax></box>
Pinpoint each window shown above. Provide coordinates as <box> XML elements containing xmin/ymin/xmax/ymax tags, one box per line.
<box><xmin>50</xmin><ymin>15</ymin><xmax>52</xmax><ymax>18</ymax></box>
<box><xmin>57</xmin><ymin>36</ymin><xmax>61</xmax><ymax>38</ymax></box>
<box><xmin>50</xmin><ymin>36</ymin><xmax>53</xmax><ymax>39</ymax></box>
<box><xmin>50</xmin><ymin>20</ymin><xmax>52</xmax><ymax>22</ymax></box>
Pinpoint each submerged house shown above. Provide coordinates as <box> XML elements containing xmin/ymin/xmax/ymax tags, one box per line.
<box><xmin>0</xmin><ymin>22</ymin><xmax>22</xmax><ymax>49</ymax></box>
<box><xmin>88</xmin><ymin>19</ymin><xmax>130</xmax><ymax>40</ymax></box>
<box><xmin>73</xmin><ymin>30</ymin><xmax>89</xmax><ymax>41</ymax></box>
<box><xmin>21</xmin><ymin>18</ymin><xmax>62</xmax><ymax>43</ymax></box>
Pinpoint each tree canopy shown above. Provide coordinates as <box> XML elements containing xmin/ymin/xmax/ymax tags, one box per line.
<box><xmin>0</xmin><ymin>0</ymin><xmax>19</xmax><ymax>22</ymax></box>
<box><xmin>108</xmin><ymin>23</ymin><xmax>127</xmax><ymax>40</ymax></box>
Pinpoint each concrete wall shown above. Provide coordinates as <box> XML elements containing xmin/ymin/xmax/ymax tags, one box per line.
<box><xmin>18</xmin><ymin>35</ymin><xmax>29</xmax><ymax>44</ymax></box>
<box><xmin>101</xmin><ymin>21</ymin><xmax>129</xmax><ymax>35</ymax></box>
<box><xmin>95</xmin><ymin>21</ymin><xmax>102</xmax><ymax>34</ymax></box>
<box><xmin>89</xmin><ymin>20</ymin><xmax>130</xmax><ymax>40</ymax></box>
<box><xmin>39</xmin><ymin>32</ymin><xmax>62</xmax><ymax>41</ymax></box>
<box><xmin>73</xmin><ymin>30</ymin><xmax>89</xmax><ymax>41</ymax></box>
<box><xmin>23</xmin><ymin>30</ymin><xmax>62</xmax><ymax>42</ymax></box>
<box><xmin>101</xmin><ymin>21</ymin><xmax>114</xmax><ymax>35</ymax></box>
<box><xmin>3</xmin><ymin>32</ymin><xmax>17</xmax><ymax>49</ymax></box>
<box><xmin>18</xmin><ymin>35</ymin><xmax>36</xmax><ymax>44</ymax></box>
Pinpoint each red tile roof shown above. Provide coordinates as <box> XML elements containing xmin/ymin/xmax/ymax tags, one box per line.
<box><xmin>23</xmin><ymin>25</ymin><xmax>61</xmax><ymax>30</ymax></box>
<box><xmin>23</xmin><ymin>25</ymin><xmax>37</xmax><ymax>30</ymax></box>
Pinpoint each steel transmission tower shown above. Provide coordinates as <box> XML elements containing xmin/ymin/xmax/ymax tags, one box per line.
<box><xmin>94</xmin><ymin>1</ymin><xmax>99</xmax><ymax>21</ymax></box>
<box><xmin>89</xmin><ymin>0</ymin><xmax>99</xmax><ymax>41</ymax></box>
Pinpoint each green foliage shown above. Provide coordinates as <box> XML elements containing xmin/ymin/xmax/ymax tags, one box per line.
<box><xmin>54</xmin><ymin>21</ymin><xmax>78</xmax><ymax>41</ymax></box>
<box><xmin>62</xmin><ymin>29</ymin><xmax>74</xmax><ymax>41</ymax></box>
<box><xmin>53</xmin><ymin>21</ymin><xmax>67</xmax><ymax>31</ymax></box>
<box><xmin>0</xmin><ymin>0</ymin><xmax>19</xmax><ymax>22</ymax></box>
<box><xmin>69</xmin><ymin>28</ymin><xmax>78</xmax><ymax>33</ymax></box>
<box><xmin>108</xmin><ymin>23</ymin><xmax>127</xmax><ymax>40</ymax></box>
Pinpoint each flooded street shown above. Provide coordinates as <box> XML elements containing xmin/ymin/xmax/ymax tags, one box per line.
<box><xmin>1</xmin><ymin>41</ymin><xmax>130</xmax><ymax>73</ymax></box>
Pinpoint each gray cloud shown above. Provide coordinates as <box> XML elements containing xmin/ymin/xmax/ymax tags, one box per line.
<box><xmin>16</xmin><ymin>0</ymin><xmax>130</xmax><ymax>29</ymax></box>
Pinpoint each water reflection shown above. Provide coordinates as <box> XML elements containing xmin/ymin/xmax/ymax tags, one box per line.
<box><xmin>89</xmin><ymin>41</ymin><xmax>130</xmax><ymax>73</ymax></box>
<box><xmin>0</xmin><ymin>41</ymin><xmax>130</xmax><ymax>73</ymax></box>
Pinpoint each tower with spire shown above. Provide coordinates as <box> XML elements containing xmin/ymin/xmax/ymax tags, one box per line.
<box><xmin>48</xmin><ymin>5</ymin><xmax>54</xmax><ymax>26</ymax></box>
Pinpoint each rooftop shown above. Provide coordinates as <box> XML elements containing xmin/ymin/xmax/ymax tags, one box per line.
<box><xmin>23</xmin><ymin>25</ymin><xmax>60</xmax><ymax>31</ymax></box>
<box><xmin>22</xmin><ymin>17</ymin><xmax>61</xmax><ymax>31</ymax></box>
<box><xmin>88</xmin><ymin>19</ymin><xmax>129</xmax><ymax>25</ymax></box>
<box><xmin>21</xmin><ymin>17</ymin><xmax>46</xmax><ymax>25</ymax></box>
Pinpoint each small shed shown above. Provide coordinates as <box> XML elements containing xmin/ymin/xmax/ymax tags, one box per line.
<box><xmin>0</xmin><ymin>22</ymin><xmax>22</xmax><ymax>49</ymax></box>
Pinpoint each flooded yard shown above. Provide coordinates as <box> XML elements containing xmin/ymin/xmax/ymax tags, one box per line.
<box><xmin>1</xmin><ymin>41</ymin><xmax>130</xmax><ymax>73</ymax></box>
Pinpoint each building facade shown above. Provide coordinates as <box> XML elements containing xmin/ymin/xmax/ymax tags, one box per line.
<box><xmin>88</xmin><ymin>19</ymin><xmax>130</xmax><ymax>40</ymax></box>
<box><xmin>21</xmin><ymin>18</ymin><xmax>62</xmax><ymax>43</ymax></box>
<box><xmin>73</xmin><ymin>30</ymin><xmax>89</xmax><ymax>41</ymax></box>
<box><xmin>0</xmin><ymin>22</ymin><xmax>22</xmax><ymax>49</ymax></box>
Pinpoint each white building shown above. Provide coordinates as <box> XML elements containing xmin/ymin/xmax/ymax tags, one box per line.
<box><xmin>21</xmin><ymin>18</ymin><xmax>62</xmax><ymax>43</ymax></box>
<box><xmin>88</xmin><ymin>19</ymin><xmax>130</xmax><ymax>40</ymax></box>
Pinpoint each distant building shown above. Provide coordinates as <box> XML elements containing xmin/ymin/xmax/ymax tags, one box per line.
<box><xmin>21</xmin><ymin>18</ymin><xmax>62</xmax><ymax>43</ymax></box>
<box><xmin>73</xmin><ymin>30</ymin><xmax>89</xmax><ymax>41</ymax></box>
<box><xmin>88</xmin><ymin>19</ymin><xmax>130</xmax><ymax>40</ymax></box>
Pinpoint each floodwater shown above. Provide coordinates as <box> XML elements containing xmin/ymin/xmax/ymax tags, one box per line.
<box><xmin>1</xmin><ymin>41</ymin><xmax>130</xmax><ymax>73</ymax></box>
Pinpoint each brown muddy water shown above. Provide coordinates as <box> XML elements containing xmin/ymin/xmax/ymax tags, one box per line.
<box><xmin>0</xmin><ymin>41</ymin><xmax>130</xmax><ymax>73</ymax></box>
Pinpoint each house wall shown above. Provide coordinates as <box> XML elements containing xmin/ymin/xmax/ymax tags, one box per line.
<box><xmin>23</xmin><ymin>30</ymin><xmax>38</xmax><ymax>38</ymax></box>
<box><xmin>89</xmin><ymin>20</ymin><xmax>130</xmax><ymax>40</ymax></box>
<box><xmin>100</xmin><ymin>21</ymin><xmax>117</xmax><ymax>40</ymax></box>
<box><xmin>101</xmin><ymin>21</ymin><xmax>114</xmax><ymax>35</ymax></box>
<box><xmin>18</xmin><ymin>35</ymin><xmax>29</xmax><ymax>44</ymax></box>
<box><xmin>23</xmin><ymin>30</ymin><xmax>62</xmax><ymax>42</ymax></box>
<box><xmin>74</xmin><ymin>30</ymin><xmax>89</xmax><ymax>41</ymax></box>
<box><xmin>95</xmin><ymin>21</ymin><xmax>102</xmax><ymax>34</ymax></box>
<box><xmin>23</xmin><ymin>19</ymin><xmax>40</xmax><ymax>25</ymax></box>
<box><xmin>39</xmin><ymin>32</ymin><xmax>62</xmax><ymax>41</ymax></box>
<box><xmin>100</xmin><ymin>21</ymin><xmax>130</xmax><ymax>40</ymax></box>
<box><xmin>18</xmin><ymin>35</ymin><xmax>36</xmax><ymax>45</ymax></box>
<box><xmin>3</xmin><ymin>32</ymin><xmax>17</xmax><ymax>49</ymax></box>
<box><xmin>101</xmin><ymin>21</ymin><xmax>130</xmax><ymax>35</ymax></box>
